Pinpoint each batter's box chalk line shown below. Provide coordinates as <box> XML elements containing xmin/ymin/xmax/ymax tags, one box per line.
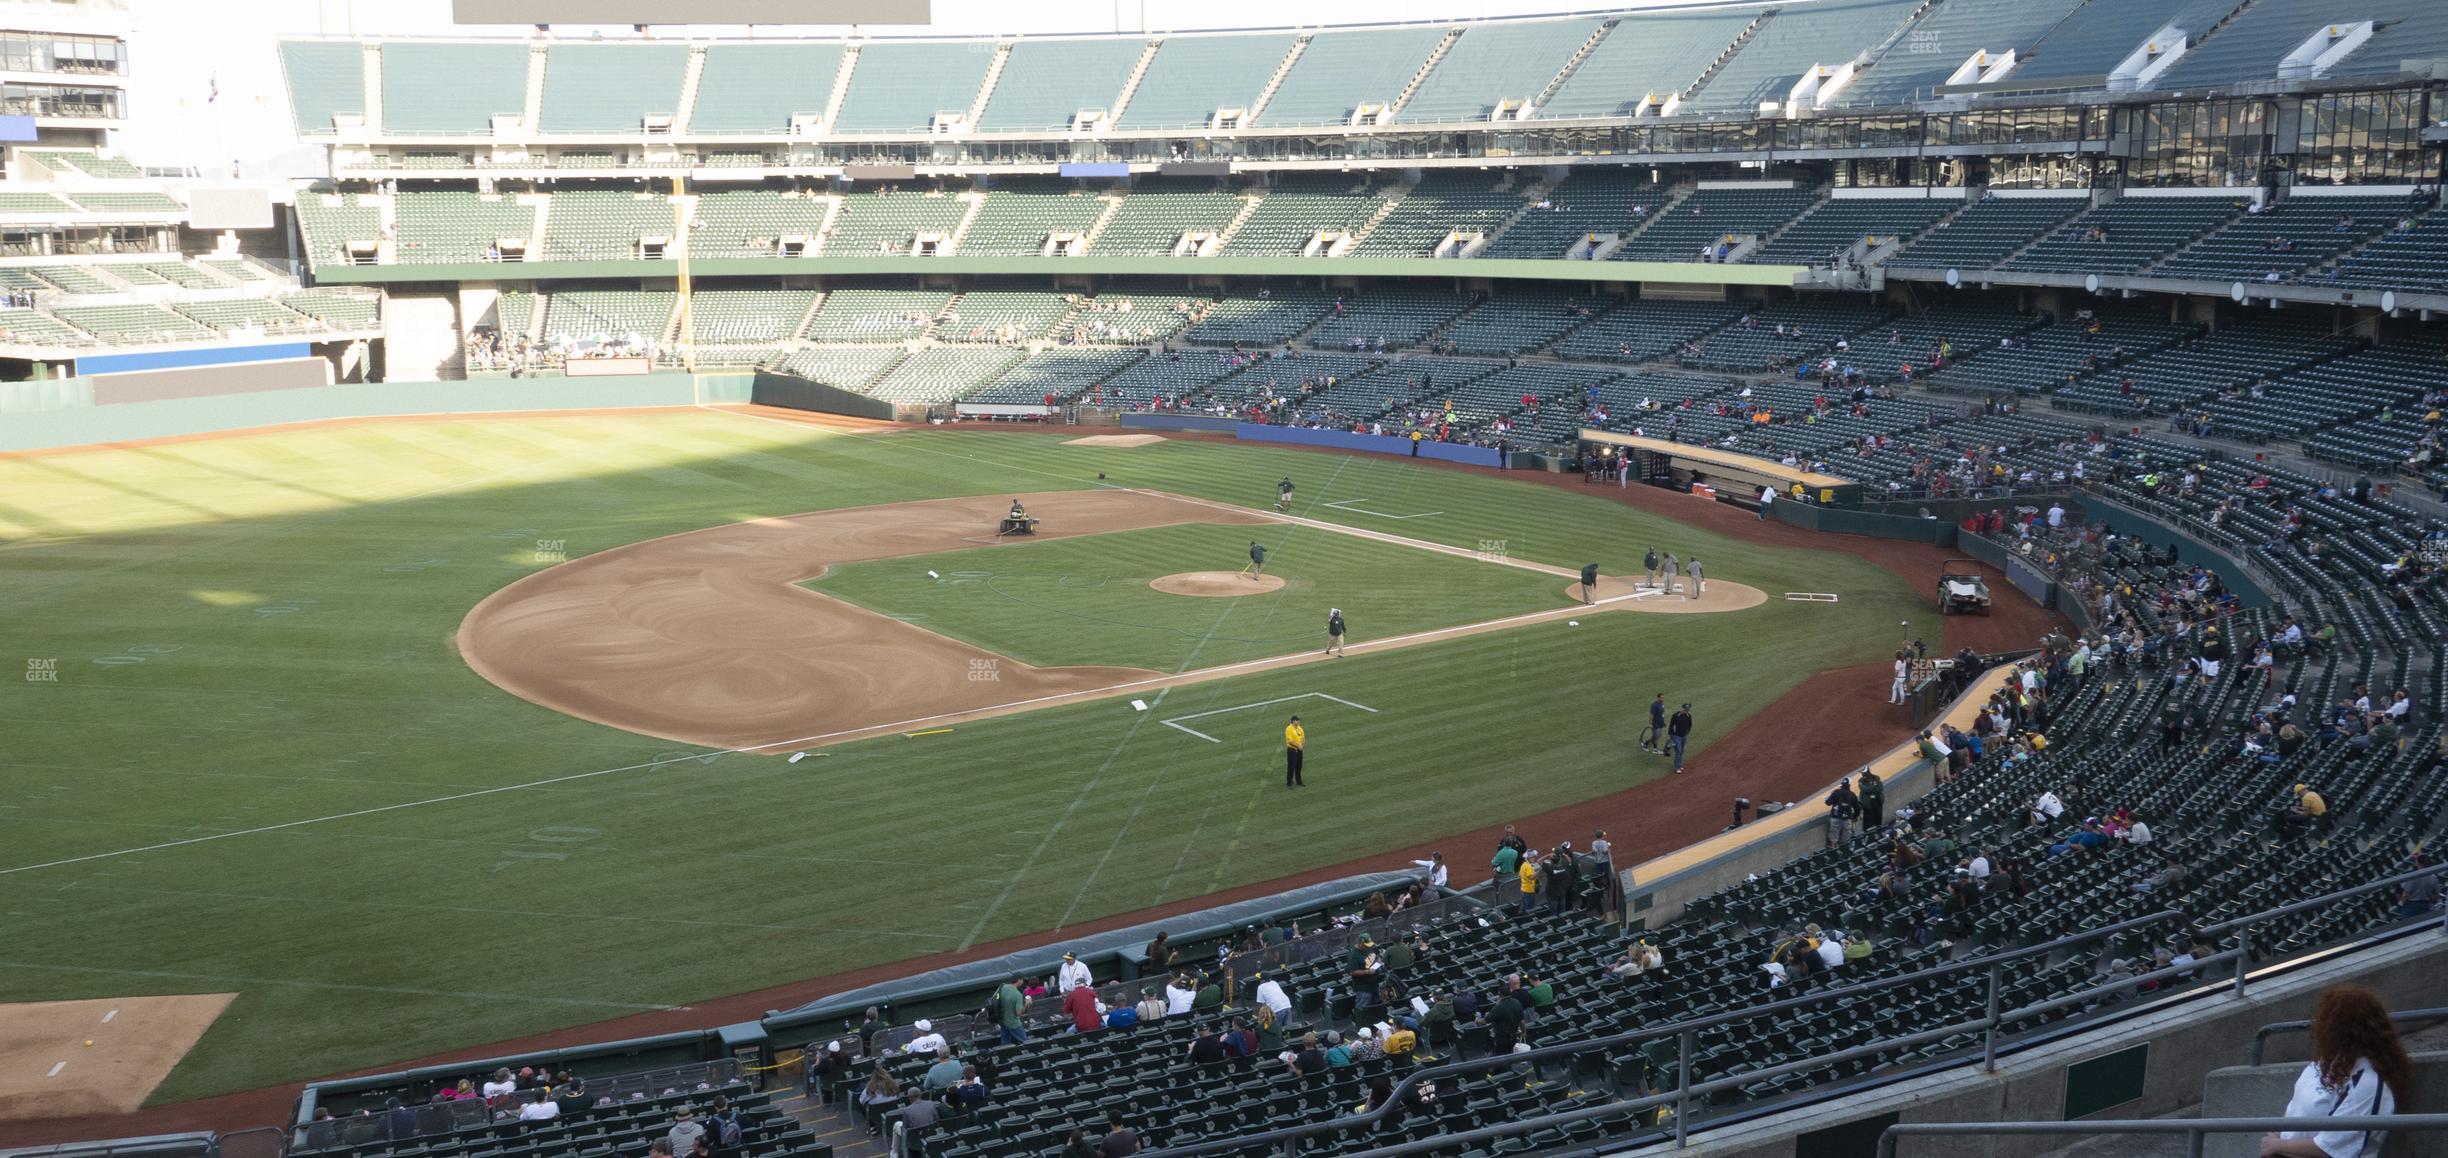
<box><xmin>1785</xmin><ymin>592</ymin><xmax>1842</xmax><ymax>602</ymax></box>
<box><xmin>1159</xmin><ymin>692</ymin><xmax>1379</xmax><ymax>744</ymax></box>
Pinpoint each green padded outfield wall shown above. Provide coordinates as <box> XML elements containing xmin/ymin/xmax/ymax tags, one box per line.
<box><xmin>0</xmin><ymin>373</ymin><xmax>753</xmax><ymax>453</ymax></box>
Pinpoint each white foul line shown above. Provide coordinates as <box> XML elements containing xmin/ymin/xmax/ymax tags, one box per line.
<box><xmin>1322</xmin><ymin>498</ymin><xmax>1446</xmax><ymax>520</ymax></box>
<box><xmin>1158</xmin><ymin>692</ymin><xmax>1380</xmax><ymax>744</ymax></box>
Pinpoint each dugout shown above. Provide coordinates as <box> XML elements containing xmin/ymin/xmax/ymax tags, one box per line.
<box><xmin>1579</xmin><ymin>429</ymin><xmax>1862</xmax><ymax>510</ymax></box>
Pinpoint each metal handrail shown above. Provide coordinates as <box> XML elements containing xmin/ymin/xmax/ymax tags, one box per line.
<box><xmin>1148</xmin><ymin>861</ymin><xmax>2448</xmax><ymax>1156</ymax></box>
<box><xmin>1142</xmin><ymin>910</ymin><xmax>2185</xmax><ymax>1157</ymax></box>
<box><xmin>2249</xmin><ymin>1004</ymin><xmax>2448</xmax><ymax>1065</ymax></box>
<box><xmin>1877</xmin><ymin>1114</ymin><xmax>2448</xmax><ymax>1158</ymax></box>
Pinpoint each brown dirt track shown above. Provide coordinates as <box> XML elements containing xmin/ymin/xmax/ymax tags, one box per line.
<box><xmin>0</xmin><ymin>417</ymin><xmax>2063</xmax><ymax>1146</ymax></box>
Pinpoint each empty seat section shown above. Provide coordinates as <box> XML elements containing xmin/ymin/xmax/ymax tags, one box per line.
<box><xmin>66</xmin><ymin>191</ymin><xmax>180</xmax><ymax>214</ymax></box>
<box><xmin>0</xmin><ymin>191</ymin><xmax>72</xmax><ymax>213</ymax></box>
<box><xmin>1886</xmin><ymin>196</ymin><xmax>2086</xmax><ymax>270</ymax></box>
<box><xmin>684</xmin><ymin>290</ymin><xmax>816</xmax><ymax>346</ymax></box>
<box><xmin>538</xmin><ymin>44</ymin><xmax>689</xmax><ymax>133</ymax></box>
<box><xmin>1839</xmin><ymin>0</ymin><xmax>2088</xmax><ymax>107</ymax></box>
<box><xmin>1682</xmin><ymin>0</ymin><xmax>1921</xmax><ymax>116</ymax></box>
<box><xmin>800</xmin><ymin>288</ymin><xmax>949</xmax><ymax>341</ymax></box>
<box><xmin>1393</xmin><ymin>18</ymin><xmax>1597</xmax><ymax>125</ymax></box>
<box><xmin>0</xmin><ymin>308</ymin><xmax>92</xmax><ymax>344</ymax></box>
<box><xmin>1539</xmin><ymin>7</ymin><xmax>1756</xmax><ymax>119</ymax></box>
<box><xmin>542</xmin><ymin>191</ymin><xmax>680</xmax><ymax>262</ymax></box>
<box><xmin>2001</xmin><ymin>0</ymin><xmax>2235</xmax><ymax>85</ymax></box>
<box><xmin>1090</xmin><ymin>180</ymin><xmax>1242</xmax><ymax>255</ymax></box>
<box><xmin>969</xmin><ymin>348</ymin><xmax>1148</xmax><ymax>403</ymax></box>
<box><xmin>540</xmin><ymin>290</ymin><xmax>676</xmax><ymax>344</ymax></box>
<box><xmin>1749</xmin><ymin>196</ymin><xmax>1954</xmax><ymax>264</ymax></box>
<box><xmin>688</xmin><ymin>190</ymin><xmax>830</xmax><ymax>259</ymax></box>
<box><xmin>823</xmin><ymin>189</ymin><xmax>968</xmax><ymax>256</ymax></box>
<box><xmin>24</xmin><ymin>150</ymin><xmax>142</xmax><ymax>178</ymax></box>
<box><xmin>395</xmin><ymin>191</ymin><xmax>537</xmax><ymax>264</ymax></box>
<box><xmin>1353</xmin><ymin>172</ymin><xmax>1526</xmax><ymax>257</ymax></box>
<box><xmin>2322</xmin><ymin>204</ymin><xmax>2448</xmax><ymax>293</ymax></box>
<box><xmin>1218</xmin><ymin>174</ymin><xmax>1386</xmax><ymax>256</ymax></box>
<box><xmin>1181</xmin><ymin>289</ymin><xmax>1333</xmax><ymax>346</ymax></box>
<box><xmin>52</xmin><ymin>303</ymin><xmax>216</xmax><ymax>344</ymax></box>
<box><xmin>1114</xmin><ymin>33</ymin><xmax>1292</xmax><ymax>130</ymax></box>
<box><xmin>1613</xmin><ymin>187</ymin><xmax>1818</xmax><ymax>262</ymax></box>
<box><xmin>977</xmin><ymin>38</ymin><xmax>1145</xmax><ymax>132</ymax></box>
<box><xmin>2150</xmin><ymin>195</ymin><xmax>2403</xmax><ymax>282</ymax></box>
<box><xmin>1481</xmin><ymin>171</ymin><xmax>1672</xmax><ymax>259</ymax></box>
<box><xmin>690</xmin><ymin>44</ymin><xmax>843</xmax><ymax>134</ymax></box>
<box><xmin>865</xmin><ymin>347</ymin><xmax>1024</xmax><ymax>403</ymax></box>
<box><xmin>1311</xmin><ymin>289</ymin><xmax>1474</xmax><ymax>349</ymax></box>
<box><xmin>1251</xmin><ymin>26</ymin><xmax>1446</xmax><ymax>127</ymax></box>
<box><xmin>832</xmin><ymin>43</ymin><xmax>993</xmax><ymax>134</ymax></box>
<box><xmin>2000</xmin><ymin>197</ymin><xmax>2243</xmax><ymax>274</ymax></box>
<box><xmin>2051</xmin><ymin>318</ymin><xmax>2351</xmax><ymax>414</ymax></box>
<box><xmin>279</xmin><ymin>40</ymin><xmax>365</xmax><ymax>136</ymax></box>
<box><xmin>173</xmin><ymin>297</ymin><xmax>320</xmax><ymax>335</ymax></box>
<box><xmin>775</xmin><ymin>346</ymin><xmax>904</xmax><ymax>388</ymax></box>
<box><xmin>380</xmin><ymin>42</ymin><xmax>529</xmax><ymax>134</ymax></box>
<box><xmin>961</xmin><ymin>181</ymin><xmax>1107</xmax><ymax>255</ymax></box>
<box><xmin>1550</xmin><ymin>298</ymin><xmax>1740</xmax><ymax>362</ymax></box>
<box><xmin>281</xmin><ymin>290</ymin><xmax>381</xmax><ymax>329</ymax></box>
<box><xmin>935</xmin><ymin>291</ymin><xmax>1074</xmax><ymax>343</ymax></box>
<box><xmin>1439</xmin><ymin>292</ymin><xmax>1616</xmax><ymax>356</ymax></box>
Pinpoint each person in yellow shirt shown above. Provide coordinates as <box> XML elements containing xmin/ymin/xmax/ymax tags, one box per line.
<box><xmin>1518</xmin><ymin>853</ymin><xmax>1540</xmax><ymax>912</ymax></box>
<box><xmin>1284</xmin><ymin>715</ymin><xmax>1306</xmax><ymax>788</ymax></box>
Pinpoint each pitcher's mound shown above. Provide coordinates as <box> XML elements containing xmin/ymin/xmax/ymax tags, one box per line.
<box><xmin>1152</xmin><ymin>571</ymin><xmax>1284</xmax><ymax>597</ymax></box>
<box><xmin>1063</xmin><ymin>434</ymin><xmax>1167</xmax><ymax>447</ymax></box>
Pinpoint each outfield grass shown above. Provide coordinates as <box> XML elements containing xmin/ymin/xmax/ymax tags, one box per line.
<box><xmin>811</xmin><ymin>521</ymin><xmax>1574</xmax><ymax>671</ymax></box>
<box><xmin>0</xmin><ymin>412</ymin><xmax>1936</xmax><ymax>1103</ymax></box>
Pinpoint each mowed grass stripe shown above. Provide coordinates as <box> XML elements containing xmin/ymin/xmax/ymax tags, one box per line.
<box><xmin>0</xmin><ymin>412</ymin><xmax>1933</xmax><ymax>1102</ymax></box>
<box><xmin>811</xmin><ymin>521</ymin><xmax>1571</xmax><ymax>671</ymax></box>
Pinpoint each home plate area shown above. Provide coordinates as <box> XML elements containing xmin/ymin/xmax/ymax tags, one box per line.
<box><xmin>1158</xmin><ymin>692</ymin><xmax>1379</xmax><ymax>743</ymax></box>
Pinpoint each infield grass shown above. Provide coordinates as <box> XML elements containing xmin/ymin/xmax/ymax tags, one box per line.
<box><xmin>810</xmin><ymin>521</ymin><xmax>1574</xmax><ymax>671</ymax></box>
<box><xmin>0</xmin><ymin>409</ymin><xmax>1932</xmax><ymax>1104</ymax></box>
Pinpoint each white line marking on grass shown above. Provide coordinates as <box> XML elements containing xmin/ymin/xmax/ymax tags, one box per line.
<box><xmin>45</xmin><ymin>1062</ymin><xmax>63</xmax><ymax>1078</ymax></box>
<box><xmin>1322</xmin><ymin>498</ymin><xmax>1445</xmax><ymax>520</ymax></box>
<box><xmin>0</xmin><ymin>960</ymin><xmax>680</xmax><ymax>1011</ymax></box>
<box><xmin>1158</xmin><ymin>692</ymin><xmax>1378</xmax><ymax>744</ymax></box>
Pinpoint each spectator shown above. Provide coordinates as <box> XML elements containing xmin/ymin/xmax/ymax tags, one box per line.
<box><xmin>903</xmin><ymin>1019</ymin><xmax>946</xmax><ymax>1056</ymax></box>
<box><xmin>994</xmin><ymin>974</ymin><xmax>1028</xmax><ymax>1045</ymax></box>
<box><xmin>1135</xmin><ymin>986</ymin><xmax>1168</xmax><ymax>1025</ymax></box>
<box><xmin>2260</xmin><ymin>985</ymin><xmax>2410</xmax><ymax>1158</ymax></box>
<box><xmin>898</xmin><ymin>1088</ymin><xmax>941</xmax><ymax>1149</ymax></box>
<box><xmin>1164</xmin><ymin>972</ymin><xmax>1196</xmax><ymax>1015</ymax></box>
<box><xmin>665</xmin><ymin>1107</ymin><xmax>707</xmax><ymax>1156</ymax></box>
<box><xmin>1062</xmin><ymin>1128</ymin><xmax>1098</xmax><ymax>1158</ymax></box>
<box><xmin>1255</xmin><ymin>972</ymin><xmax>1293</xmax><ymax>1020</ymax></box>
<box><xmin>1287</xmin><ymin>1031</ymin><xmax>1329</xmax><ymax>1079</ymax></box>
<box><xmin>1825</xmin><ymin>777</ymin><xmax>1862</xmax><ymax>846</ymax></box>
<box><xmin>1101</xmin><ymin>1109</ymin><xmax>1141</xmax><ymax>1157</ymax></box>
<box><xmin>921</xmin><ymin>1049</ymin><xmax>963</xmax><ymax>1091</ymax></box>
<box><xmin>481</xmin><ymin>1067</ymin><xmax>518</xmax><ymax>1100</ymax></box>
<box><xmin>855</xmin><ymin>1071</ymin><xmax>901</xmax><ymax>1137</ymax></box>
<box><xmin>1064</xmin><ymin>981</ymin><xmax>1103</xmax><ymax>1033</ymax></box>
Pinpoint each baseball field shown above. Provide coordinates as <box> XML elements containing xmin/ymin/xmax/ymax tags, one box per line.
<box><xmin>0</xmin><ymin>406</ymin><xmax>1934</xmax><ymax>1109</ymax></box>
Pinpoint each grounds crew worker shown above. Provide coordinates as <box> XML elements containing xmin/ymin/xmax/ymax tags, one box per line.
<box><xmin>1277</xmin><ymin>476</ymin><xmax>1295</xmax><ymax>512</ymax></box>
<box><xmin>1580</xmin><ymin>563</ymin><xmax>1600</xmax><ymax>605</ymax></box>
<box><xmin>1284</xmin><ymin>715</ymin><xmax>1306</xmax><ymax>788</ymax></box>
<box><xmin>1644</xmin><ymin>547</ymin><xmax>1663</xmax><ymax>589</ymax></box>
<box><xmin>1242</xmin><ymin>540</ymin><xmax>1268</xmax><ymax>580</ymax></box>
<box><xmin>1326</xmin><ymin>608</ymin><xmax>1346</xmax><ymax>657</ymax></box>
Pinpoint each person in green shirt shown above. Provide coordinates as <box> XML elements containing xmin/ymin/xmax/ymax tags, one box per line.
<box><xmin>1380</xmin><ymin>937</ymin><xmax>1415</xmax><ymax>974</ymax></box>
<box><xmin>1192</xmin><ymin>972</ymin><xmax>1224</xmax><ymax>1011</ymax></box>
<box><xmin>1523</xmin><ymin>975</ymin><xmax>1556</xmax><ymax>1010</ymax></box>
<box><xmin>1491</xmin><ymin>844</ymin><xmax>1521</xmax><ymax>888</ymax></box>
<box><xmin>994</xmin><ymin>976</ymin><xmax>1027</xmax><ymax>1045</ymax></box>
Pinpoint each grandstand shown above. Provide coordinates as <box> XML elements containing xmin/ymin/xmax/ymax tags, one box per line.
<box><xmin>22</xmin><ymin>5</ymin><xmax>2448</xmax><ymax>1157</ymax></box>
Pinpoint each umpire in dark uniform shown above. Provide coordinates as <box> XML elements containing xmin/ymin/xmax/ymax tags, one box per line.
<box><xmin>1580</xmin><ymin>563</ymin><xmax>1600</xmax><ymax>605</ymax></box>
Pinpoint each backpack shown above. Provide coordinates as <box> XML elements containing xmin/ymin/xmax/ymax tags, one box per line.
<box><xmin>713</xmin><ymin>1112</ymin><xmax>742</xmax><ymax>1149</ymax></box>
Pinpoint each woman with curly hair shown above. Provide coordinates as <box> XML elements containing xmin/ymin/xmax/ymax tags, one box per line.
<box><xmin>2261</xmin><ymin>984</ymin><xmax>2413</xmax><ymax>1157</ymax></box>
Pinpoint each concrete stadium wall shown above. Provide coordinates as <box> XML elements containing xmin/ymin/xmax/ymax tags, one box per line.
<box><xmin>1643</xmin><ymin>931</ymin><xmax>2448</xmax><ymax>1158</ymax></box>
<box><xmin>0</xmin><ymin>373</ymin><xmax>754</xmax><ymax>452</ymax></box>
